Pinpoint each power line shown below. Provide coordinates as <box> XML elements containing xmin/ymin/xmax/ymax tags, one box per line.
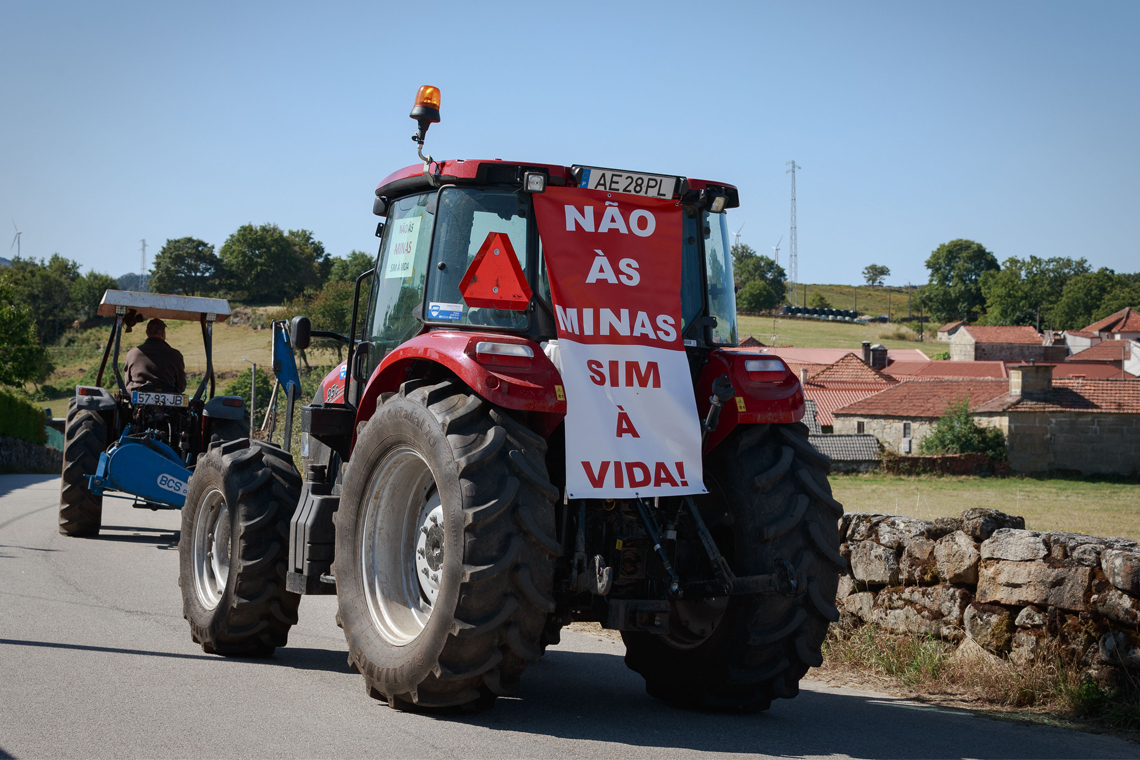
<box><xmin>786</xmin><ymin>161</ymin><xmax>800</xmax><ymax>306</ymax></box>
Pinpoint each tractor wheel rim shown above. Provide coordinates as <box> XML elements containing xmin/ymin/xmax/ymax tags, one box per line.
<box><xmin>192</xmin><ymin>488</ymin><xmax>230</xmax><ymax>610</ymax></box>
<box><xmin>361</xmin><ymin>447</ymin><xmax>441</xmax><ymax>645</ymax></box>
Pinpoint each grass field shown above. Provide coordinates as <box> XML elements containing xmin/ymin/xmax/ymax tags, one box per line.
<box><xmin>831</xmin><ymin>473</ymin><xmax>1140</xmax><ymax>542</ymax></box>
<box><xmin>737</xmin><ymin>314</ymin><xmax>935</xmax><ymax>353</ymax></box>
<box><xmin>787</xmin><ymin>283</ymin><xmax>923</xmax><ymax>322</ymax></box>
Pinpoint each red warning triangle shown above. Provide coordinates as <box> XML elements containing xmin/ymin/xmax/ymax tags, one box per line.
<box><xmin>458</xmin><ymin>232</ymin><xmax>533</xmax><ymax>311</ymax></box>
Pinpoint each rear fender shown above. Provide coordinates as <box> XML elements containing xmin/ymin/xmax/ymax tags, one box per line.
<box><xmin>354</xmin><ymin>331</ymin><xmax>566</xmax><ymax>448</ymax></box>
<box><xmin>202</xmin><ymin>396</ymin><xmax>245</xmax><ymax>420</ymax></box>
<box><xmin>696</xmin><ymin>349</ymin><xmax>804</xmax><ymax>453</ymax></box>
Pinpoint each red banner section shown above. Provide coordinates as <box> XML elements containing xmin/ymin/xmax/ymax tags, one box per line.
<box><xmin>533</xmin><ymin>187</ymin><xmax>705</xmax><ymax>499</ymax></box>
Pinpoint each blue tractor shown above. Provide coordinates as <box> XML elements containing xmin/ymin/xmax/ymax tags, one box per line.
<box><xmin>58</xmin><ymin>290</ymin><xmax>250</xmax><ymax>537</ymax></box>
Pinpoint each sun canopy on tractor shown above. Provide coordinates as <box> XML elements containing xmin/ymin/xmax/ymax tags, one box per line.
<box><xmin>97</xmin><ymin>291</ymin><xmax>232</xmax><ymax>323</ymax></box>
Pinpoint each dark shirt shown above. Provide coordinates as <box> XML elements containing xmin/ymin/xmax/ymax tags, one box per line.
<box><xmin>124</xmin><ymin>337</ymin><xmax>186</xmax><ymax>393</ymax></box>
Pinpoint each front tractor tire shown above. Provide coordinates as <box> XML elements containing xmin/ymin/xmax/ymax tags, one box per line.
<box><xmin>179</xmin><ymin>439</ymin><xmax>302</xmax><ymax>656</ymax></box>
<box><xmin>622</xmin><ymin>422</ymin><xmax>844</xmax><ymax>711</ymax></box>
<box><xmin>334</xmin><ymin>379</ymin><xmax>558</xmax><ymax>711</ymax></box>
<box><xmin>58</xmin><ymin>398</ymin><xmax>108</xmax><ymax>537</ymax></box>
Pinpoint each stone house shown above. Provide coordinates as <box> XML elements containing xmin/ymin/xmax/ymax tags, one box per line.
<box><xmin>832</xmin><ymin>378</ymin><xmax>1009</xmax><ymax>454</ymax></box>
<box><xmin>949</xmin><ymin>325</ymin><xmax>1063</xmax><ymax>363</ymax></box>
<box><xmin>936</xmin><ymin>320</ymin><xmax>965</xmax><ymax>342</ymax></box>
<box><xmin>973</xmin><ymin>365</ymin><xmax>1140</xmax><ymax>476</ymax></box>
<box><xmin>804</xmin><ymin>398</ymin><xmax>882</xmax><ymax>472</ymax></box>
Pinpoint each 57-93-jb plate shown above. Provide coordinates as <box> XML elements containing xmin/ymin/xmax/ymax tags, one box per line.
<box><xmin>132</xmin><ymin>391</ymin><xmax>187</xmax><ymax>407</ymax></box>
<box><xmin>574</xmin><ymin>166</ymin><xmax>679</xmax><ymax>200</ymax></box>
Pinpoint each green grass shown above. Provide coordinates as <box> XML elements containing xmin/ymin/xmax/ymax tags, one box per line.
<box><xmin>785</xmin><ymin>283</ymin><xmax>922</xmax><ymax>321</ymax></box>
<box><xmin>831</xmin><ymin>473</ymin><xmax>1140</xmax><ymax>541</ymax></box>
<box><xmin>738</xmin><ymin>315</ymin><xmax>933</xmax><ymax>353</ymax></box>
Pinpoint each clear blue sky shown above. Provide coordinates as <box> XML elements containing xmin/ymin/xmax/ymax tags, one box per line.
<box><xmin>2</xmin><ymin>1</ymin><xmax>1137</xmax><ymax>288</ymax></box>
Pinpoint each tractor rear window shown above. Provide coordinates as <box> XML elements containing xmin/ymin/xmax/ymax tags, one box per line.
<box><xmin>423</xmin><ymin>188</ymin><xmax>529</xmax><ymax>331</ymax></box>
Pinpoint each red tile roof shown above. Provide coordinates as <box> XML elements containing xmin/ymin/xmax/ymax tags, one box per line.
<box><xmin>1064</xmin><ymin>330</ymin><xmax>1098</xmax><ymax>339</ymax></box>
<box><xmin>1067</xmin><ymin>341</ymin><xmax>1132</xmax><ymax>363</ymax></box>
<box><xmin>1084</xmin><ymin>307</ymin><xmax>1140</xmax><ymax>335</ymax></box>
<box><xmin>938</xmin><ymin>320</ymin><xmax>965</xmax><ymax>333</ymax></box>
<box><xmin>958</xmin><ymin>325</ymin><xmax>1043</xmax><ymax>345</ymax></box>
<box><xmin>832</xmin><ymin>379</ymin><xmax>1010</xmax><ymax>419</ymax></box>
<box><xmin>759</xmin><ymin>347</ymin><xmax>931</xmax><ymax>365</ymax></box>
<box><xmin>807</xmin><ymin>353</ymin><xmax>898</xmax><ymax>385</ymax></box>
<box><xmin>885</xmin><ymin>360</ymin><xmax>1007</xmax><ymax>379</ymax></box>
<box><xmin>739</xmin><ymin>335</ymin><xmax>767</xmax><ymax>347</ymax></box>
<box><xmin>805</xmin><ymin>387</ymin><xmax>892</xmax><ymax>426</ymax></box>
<box><xmin>1034</xmin><ymin>362</ymin><xmax>1128</xmax><ymax>380</ymax></box>
<box><xmin>975</xmin><ymin>378</ymin><xmax>1140</xmax><ymax>414</ymax></box>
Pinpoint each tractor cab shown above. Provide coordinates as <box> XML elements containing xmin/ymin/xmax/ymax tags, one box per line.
<box><xmin>58</xmin><ymin>290</ymin><xmax>249</xmax><ymax>537</ymax></box>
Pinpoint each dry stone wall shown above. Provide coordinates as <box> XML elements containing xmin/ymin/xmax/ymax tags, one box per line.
<box><xmin>0</xmin><ymin>434</ymin><xmax>63</xmax><ymax>473</ymax></box>
<box><xmin>836</xmin><ymin>508</ymin><xmax>1140</xmax><ymax>675</ymax></box>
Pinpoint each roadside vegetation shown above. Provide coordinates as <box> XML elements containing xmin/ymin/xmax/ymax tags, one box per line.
<box><xmin>820</xmin><ymin>627</ymin><xmax>1140</xmax><ymax>733</ymax></box>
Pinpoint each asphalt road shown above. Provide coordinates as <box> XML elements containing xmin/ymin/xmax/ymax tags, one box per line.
<box><xmin>1</xmin><ymin>473</ymin><xmax>1135</xmax><ymax>760</ymax></box>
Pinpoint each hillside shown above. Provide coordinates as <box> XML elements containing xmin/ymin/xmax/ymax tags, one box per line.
<box><xmin>783</xmin><ymin>283</ymin><xmax>925</xmax><ymax>321</ymax></box>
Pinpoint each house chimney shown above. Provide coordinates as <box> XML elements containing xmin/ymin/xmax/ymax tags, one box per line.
<box><xmin>800</xmin><ymin>369</ymin><xmax>809</xmax><ymax>384</ymax></box>
<box><xmin>1009</xmin><ymin>364</ymin><xmax>1053</xmax><ymax>399</ymax></box>
<box><xmin>870</xmin><ymin>343</ymin><xmax>888</xmax><ymax>370</ymax></box>
<box><xmin>862</xmin><ymin>341</ymin><xmax>872</xmax><ymax>365</ymax></box>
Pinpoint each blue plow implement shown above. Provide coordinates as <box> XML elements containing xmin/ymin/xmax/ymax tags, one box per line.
<box><xmin>88</xmin><ymin>428</ymin><xmax>192</xmax><ymax>508</ymax></box>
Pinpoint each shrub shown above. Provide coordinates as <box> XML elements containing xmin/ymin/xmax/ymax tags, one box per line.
<box><xmin>918</xmin><ymin>398</ymin><xmax>1007</xmax><ymax>460</ymax></box>
<box><xmin>222</xmin><ymin>369</ymin><xmax>274</xmax><ymax>413</ymax></box>
<box><xmin>0</xmin><ymin>387</ymin><xmax>47</xmax><ymax>445</ymax></box>
<box><xmin>808</xmin><ymin>292</ymin><xmax>832</xmax><ymax>309</ymax></box>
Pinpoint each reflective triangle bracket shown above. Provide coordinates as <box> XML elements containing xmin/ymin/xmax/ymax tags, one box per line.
<box><xmin>458</xmin><ymin>232</ymin><xmax>533</xmax><ymax>311</ymax></box>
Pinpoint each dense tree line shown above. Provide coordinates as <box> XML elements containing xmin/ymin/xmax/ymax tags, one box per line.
<box><xmin>918</xmin><ymin>239</ymin><xmax>1139</xmax><ymax>330</ymax></box>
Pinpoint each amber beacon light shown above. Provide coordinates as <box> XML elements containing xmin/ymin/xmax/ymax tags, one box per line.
<box><xmin>410</xmin><ymin>85</ymin><xmax>441</xmax><ymax>127</ymax></box>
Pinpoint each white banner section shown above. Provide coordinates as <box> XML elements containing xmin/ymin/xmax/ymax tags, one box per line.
<box><xmin>560</xmin><ymin>339</ymin><xmax>706</xmax><ymax>499</ymax></box>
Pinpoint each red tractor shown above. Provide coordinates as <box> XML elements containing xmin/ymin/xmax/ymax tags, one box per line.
<box><xmin>179</xmin><ymin>86</ymin><xmax>843</xmax><ymax>712</ymax></box>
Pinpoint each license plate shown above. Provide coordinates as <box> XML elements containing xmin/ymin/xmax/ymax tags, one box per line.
<box><xmin>574</xmin><ymin>166</ymin><xmax>679</xmax><ymax>199</ymax></box>
<box><xmin>131</xmin><ymin>391</ymin><xmax>187</xmax><ymax>407</ymax></box>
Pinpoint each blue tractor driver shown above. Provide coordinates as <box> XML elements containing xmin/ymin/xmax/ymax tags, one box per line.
<box><xmin>124</xmin><ymin>318</ymin><xmax>187</xmax><ymax>394</ymax></box>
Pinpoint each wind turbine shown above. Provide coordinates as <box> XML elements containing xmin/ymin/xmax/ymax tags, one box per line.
<box><xmin>771</xmin><ymin>236</ymin><xmax>782</xmax><ymax>267</ymax></box>
<box><xmin>733</xmin><ymin>223</ymin><xmax>746</xmax><ymax>248</ymax></box>
<box><xmin>10</xmin><ymin>221</ymin><xmax>21</xmax><ymax>257</ymax></box>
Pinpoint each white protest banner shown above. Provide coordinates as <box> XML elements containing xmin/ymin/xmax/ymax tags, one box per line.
<box><xmin>533</xmin><ymin>187</ymin><xmax>705</xmax><ymax>499</ymax></box>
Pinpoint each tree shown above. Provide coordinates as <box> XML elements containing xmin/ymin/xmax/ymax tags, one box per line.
<box><xmin>731</xmin><ymin>243</ymin><xmax>757</xmax><ymax>270</ymax></box>
<box><xmin>808</xmin><ymin>292</ymin><xmax>832</xmax><ymax>309</ymax></box>
<box><xmin>736</xmin><ymin>279</ymin><xmax>778</xmax><ymax>312</ymax></box>
<box><xmin>862</xmin><ymin>264</ymin><xmax>890</xmax><ymax>287</ymax></box>
<box><xmin>918</xmin><ymin>398</ymin><xmax>1007</xmax><ymax>460</ymax></box>
<box><xmin>979</xmin><ymin>255</ymin><xmax>1090</xmax><ymax>328</ymax></box>
<box><xmin>328</xmin><ymin>250</ymin><xmax>375</xmax><ymax>283</ymax></box>
<box><xmin>150</xmin><ymin>237</ymin><xmax>223</xmax><ymax>295</ymax></box>
<box><xmin>4</xmin><ymin>254</ymin><xmax>81</xmax><ymax>344</ymax></box>
<box><xmin>919</xmin><ymin>239</ymin><xmax>1000</xmax><ymax>324</ymax></box>
<box><xmin>219</xmin><ymin>224</ymin><xmax>329</xmax><ymax>303</ymax></box>
<box><xmin>1092</xmin><ymin>282</ymin><xmax>1140</xmax><ymax>323</ymax></box>
<box><xmin>71</xmin><ymin>271</ymin><xmax>119</xmax><ymax>321</ymax></box>
<box><xmin>0</xmin><ymin>276</ymin><xmax>52</xmax><ymax>387</ymax></box>
<box><xmin>1050</xmin><ymin>269</ymin><xmax>1123</xmax><ymax>330</ymax></box>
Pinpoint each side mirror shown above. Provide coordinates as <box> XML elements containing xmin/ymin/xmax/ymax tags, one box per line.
<box><xmin>373</xmin><ymin>195</ymin><xmax>388</xmax><ymax>217</ymax></box>
<box><xmin>291</xmin><ymin>315</ymin><xmax>312</xmax><ymax>350</ymax></box>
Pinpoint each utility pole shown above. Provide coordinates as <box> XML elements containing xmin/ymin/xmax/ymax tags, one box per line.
<box><xmin>139</xmin><ymin>239</ymin><xmax>148</xmax><ymax>292</ymax></box>
<box><xmin>786</xmin><ymin>161</ymin><xmax>800</xmax><ymax>307</ymax></box>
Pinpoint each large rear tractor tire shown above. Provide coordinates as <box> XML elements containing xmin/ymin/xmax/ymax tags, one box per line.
<box><xmin>622</xmin><ymin>422</ymin><xmax>843</xmax><ymax>711</ymax></box>
<box><xmin>334</xmin><ymin>379</ymin><xmax>558</xmax><ymax>710</ymax></box>
<box><xmin>58</xmin><ymin>398</ymin><xmax>108</xmax><ymax>537</ymax></box>
<box><xmin>208</xmin><ymin>417</ymin><xmax>250</xmax><ymax>447</ymax></box>
<box><xmin>179</xmin><ymin>438</ymin><xmax>302</xmax><ymax>656</ymax></box>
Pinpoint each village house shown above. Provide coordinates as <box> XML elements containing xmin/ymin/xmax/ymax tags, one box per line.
<box><xmin>1065</xmin><ymin>340</ymin><xmax>1140</xmax><ymax>377</ymax></box>
<box><xmin>949</xmin><ymin>325</ymin><xmax>1065</xmax><ymax>363</ymax></box>
<box><xmin>799</xmin><ymin>352</ymin><xmax>897</xmax><ymax>432</ymax></box>
<box><xmin>803</xmin><ymin>399</ymin><xmax>882</xmax><ymax>472</ymax></box>
<box><xmin>1084</xmin><ymin>306</ymin><xmax>1140</xmax><ymax>342</ymax></box>
<box><xmin>831</xmin><ymin>378</ymin><xmax>1009</xmax><ymax>454</ymax></box>
<box><xmin>936</xmin><ymin>320</ymin><xmax>965</xmax><ymax>342</ymax></box>
<box><xmin>973</xmin><ymin>365</ymin><xmax>1140</xmax><ymax>476</ymax></box>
